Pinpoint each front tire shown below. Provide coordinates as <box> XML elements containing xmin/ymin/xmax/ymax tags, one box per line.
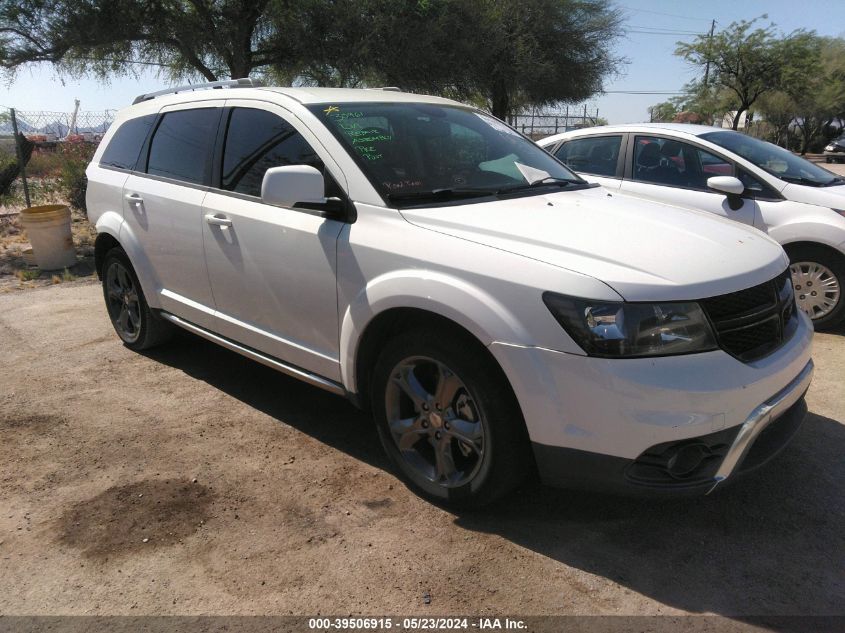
<box><xmin>370</xmin><ymin>327</ymin><xmax>532</xmax><ymax>508</ymax></box>
<box><xmin>787</xmin><ymin>244</ymin><xmax>845</xmax><ymax>330</ymax></box>
<box><xmin>102</xmin><ymin>247</ymin><xmax>174</xmax><ymax>350</ymax></box>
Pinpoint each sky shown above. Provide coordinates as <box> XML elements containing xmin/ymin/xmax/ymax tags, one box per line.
<box><xmin>2</xmin><ymin>0</ymin><xmax>845</xmax><ymax>124</ymax></box>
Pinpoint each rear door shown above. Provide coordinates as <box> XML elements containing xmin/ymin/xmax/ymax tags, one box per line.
<box><xmin>552</xmin><ymin>134</ymin><xmax>625</xmax><ymax>191</ymax></box>
<box><xmin>619</xmin><ymin>134</ymin><xmax>758</xmax><ymax>226</ymax></box>
<box><xmin>122</xmin><ymin>102</ymin><xmax>223</xmax><ymax>329</ymax></box>
<box><xmin>201</xmin><ymin>101</ymin><xmax>347</xmax><ymax>381</ymax></box>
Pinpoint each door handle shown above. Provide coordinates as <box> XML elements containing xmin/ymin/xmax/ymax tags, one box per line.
<box><xmin>205</xmin><ymin>213</ymin><xmax>233</xmax><ymax>227</ymax></box>
<box><xmin>124</xmin><ymin>193</ymin><xmax>143</xmax><ymax>204</ymax></box>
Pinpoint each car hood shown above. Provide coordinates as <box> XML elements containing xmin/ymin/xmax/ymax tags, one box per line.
<box><xmin>781</xmin><ymin>182</ymin><xmax>845</xmax><ymax>209</ymax></box>
<box><xmin>400</xmin><ymin>186</ymin><xmax>788</xmax><ymax>302</ymax></box>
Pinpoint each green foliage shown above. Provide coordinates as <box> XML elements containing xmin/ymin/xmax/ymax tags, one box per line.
<box><xmin>648</xmin><ymin>101</ymin><xmax>678</xmax><ymax>123</ymax></box>
<box><xmin>1</xmin><ymin>0</ymin><xmax>623</xmax><ymax>119</ymax></box>
<box><xmin>675</xmin><ymin>17</ymin><xmax>784</xmax><ymax>129</ymax></box>
<box><xmin>57</xmin><ymin>143</ymin><xmax>95</xmax><ymax>214</ymax></box>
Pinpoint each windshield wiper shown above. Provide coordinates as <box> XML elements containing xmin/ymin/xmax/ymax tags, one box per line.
<box><xmin>779</xmin><ymin>175</ymin><xmax>828</xmax><ymax>187</ymax></box>
<box><xmin>386</xmin><ymin>188</ymin><xmax>496</xmax><ymax>203</ymax></box>
<box><xmin>496</xmin><ymin>177</ymin><xmax>573</xmax><ymax>195</ymax></box>
<box><xmin>823</xmin><ymin>176</ymin><xmax>845</xmax><ymax>187</ymax></box>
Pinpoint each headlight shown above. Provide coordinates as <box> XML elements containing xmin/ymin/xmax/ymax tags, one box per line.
<box><xmin>825</xmin><ymin>144</ymin><xmax>835</xmax><ymax>151</ymax></box>
<box><xmin>542</xmin><ymin>292</ymin><xmax>718</xmax><ymax>357</ymax></box>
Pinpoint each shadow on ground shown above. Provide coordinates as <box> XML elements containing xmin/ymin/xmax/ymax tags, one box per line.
<box><xmin>145</xmin><ymin>333</ymin><xmax>845</xmax><ymax>618</ymax></box>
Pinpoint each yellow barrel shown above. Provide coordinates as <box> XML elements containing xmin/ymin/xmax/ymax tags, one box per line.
<box><xmin>19</xmin><ymin>204</ymin><xmax>76</xmax><ymax>270</ymax></box>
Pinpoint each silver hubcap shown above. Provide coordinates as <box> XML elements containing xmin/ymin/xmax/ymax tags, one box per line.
<box><xmin>790</xmin><ymin>261</ymin><xmax>841</xmax><ymax>319</ymax></box>
<box><xmin>385</xmin><ymin>356</ymin><xmax>484</xmax><ymax>488</ymax></box>
<box><xmin>105</xmin><ymin>261</ymin><xmax>141</xmax><ymax>342</ymax></box>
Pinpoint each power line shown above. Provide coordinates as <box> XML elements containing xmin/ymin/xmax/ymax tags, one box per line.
<box><xmin>603</xmin><ymin>90</ymin><xmax>686</xmax><ymax>94</ymax></box>
<box><xmin>618</xmin><ymin>4</ymin><xmax>714</xmax><ymax>23</ymax></box>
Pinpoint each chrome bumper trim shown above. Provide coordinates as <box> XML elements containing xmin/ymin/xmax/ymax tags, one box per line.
<box><xmin>707</xmin><ymin>359</ymin><xmax>814</xmax><ymax>494</ymax></box>
<box><xmin>159</xmin><ymin>312</ymin><xmax>346</xmax><ymax>397</ymax></box>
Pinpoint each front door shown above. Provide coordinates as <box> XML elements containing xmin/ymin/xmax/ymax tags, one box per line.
<box><xmin>619</xmin><ymin>135</ymin><xmax>759</xmax><ymax>226</ymax></box>
<box><xmin>201</xmin><ymin>102</ymin><xmax>346</xmax><ymax>381</ymax></box>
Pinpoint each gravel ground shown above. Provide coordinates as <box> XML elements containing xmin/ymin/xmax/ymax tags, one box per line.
<box><xmin>0</xmin><ymin>282</ymin><xmax>843</xmax><ymax>620</ymax></box>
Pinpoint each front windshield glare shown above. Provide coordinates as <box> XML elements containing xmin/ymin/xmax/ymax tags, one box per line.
<box><xmin>701</xmin><ymin>130</ymin><xmax>838</xmax><ymax>186</ymax></box>
<box><xmin>309</xmin><ymin>102</ymin><xmax>582</xmax><ymax>201</ymax></box>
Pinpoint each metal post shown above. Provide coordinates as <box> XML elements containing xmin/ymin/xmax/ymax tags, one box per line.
<box><xmin>10</xmin><ymin>108</ymin><xmax>31</xmax><ymax>209</ymax></box>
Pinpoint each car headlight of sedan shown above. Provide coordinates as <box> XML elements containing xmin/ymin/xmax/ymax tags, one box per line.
<box><xmin>542</xmin><ymin>292</ymin><xmax>718</xmax><ymax>357</ymax></box>
<box><xmin>825</xmin><ymin>144</ymin><xmax>836</xmax><ymax>151</ymax></box>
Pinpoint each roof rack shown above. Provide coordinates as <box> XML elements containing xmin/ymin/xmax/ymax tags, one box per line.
<box><xmin>132</xmin><ymin>78</ymin><xmax>263</xmax><ymax>105</ymax></box>
<box><xmin>368</xmin><ymin>87</ymin><xmax>402</xmax><ymax>92</ymax></box>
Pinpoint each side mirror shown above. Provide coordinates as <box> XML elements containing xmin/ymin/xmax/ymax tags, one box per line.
<box><xmin>261</xmin><ymin>165</ymin><xmax>326</xmax><ymax>208</ymax></box>
<box><xmin>707</xmin><ymin>176</ymin><xmax>745</xmax><ymax>196</ymax></box>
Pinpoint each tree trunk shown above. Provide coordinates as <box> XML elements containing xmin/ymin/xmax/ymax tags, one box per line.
<box><xmin>490</xmin><ymin>80</ymin><xmax>510</xmax><ymax>121</ymax></box>
<box><xmin>731</xmin><ymin>107</ymin><xmax>746</xmax><ymax>131</ymax></box>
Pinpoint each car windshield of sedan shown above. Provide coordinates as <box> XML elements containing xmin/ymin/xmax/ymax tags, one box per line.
<box><xmin>309</xmin><ymin>102</ymin><xmax>584</xmax><ymax>204</ymax></box>
<box><xmin>701</xmin><ymin>131</ymin><xmax>843</xmax><ymax>187</ymax></box>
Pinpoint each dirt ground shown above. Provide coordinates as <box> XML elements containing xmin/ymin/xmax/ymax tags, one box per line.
<box><xmin>0</xmin><ymin>281</ymin><xmax>843</xmax><ymax>620</ymax></box>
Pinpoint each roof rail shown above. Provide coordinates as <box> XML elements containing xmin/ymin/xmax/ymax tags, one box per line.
<box><xmin>132</xmin><ymin>78</ymin><xmax>263</xmax><ymax>105</ymax></box>
<box><xmin>366</xmin><ymin>87</ymin><xmax>402</xmax><ymax>92</ymax></box>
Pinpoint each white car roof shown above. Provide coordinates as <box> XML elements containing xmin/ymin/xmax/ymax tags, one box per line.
<box><xmin>540</xmin><ymin>123</ymin><xmax>730</xmax><ymax>145</ymax></box>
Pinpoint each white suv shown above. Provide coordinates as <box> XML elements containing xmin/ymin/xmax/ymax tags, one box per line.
<box><xmin>86</xmin><ymin>81</ymin><xmax>814</xmax><ymax>506</ymax></box>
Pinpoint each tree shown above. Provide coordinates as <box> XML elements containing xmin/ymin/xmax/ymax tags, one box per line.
<box><xmin>676</xmin><ymin>17</ymin><xmax>783</xmax><ymax>130</ymax></box>
<box><xmin>759</xmin><ymin>34</ymin><xmax>845</xmax><ymax>153</ymax></box>
<box><xmin>1</xmin><ymin>0</ymin><xmax>623</xmax><ymax>120</ymax></box>
<box><xmin>0</xmin><ymin>0</ymin><xmax>297</xmax><ymax>81</ymax></box>
<box><xmin>648</xmin><ymin>101</ymin><xmax>677</xmax><ymax>122</ymax></box>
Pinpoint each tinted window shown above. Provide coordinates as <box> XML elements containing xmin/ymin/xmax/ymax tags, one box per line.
<box><xmin>221</xmin><ymin>108</ymin><xmax>326</xmax><ymax>198</ymax></box>
<box><xmin>555</xmin><ymin>136</ymin><xmax>621</xmax><ymax>176</ymax></box>
<box><xmin>634</xmin><ymin>136</ymin><xmax>733</xmax><ymax>190</ymax></box>
<box><xmin>147</xmin><ymin>109</ymin><xmax>219</xmax><ymax>185</ymax></box>
<box><xmin>100</xmin><ymin>115</ymin><xmax>156</xmax><ymax>170</ymax></box>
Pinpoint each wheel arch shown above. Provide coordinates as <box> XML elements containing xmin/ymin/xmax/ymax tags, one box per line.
<box><xmin>781</xmin><ymin>240</ymin><xmax>845</xmax><ymax>268</ymax></box>
<box><xmin>93</xmin><ymin>213</ymin><xmax>162</xmax><ymax>309</ymax></box>
<box><xmin>339</xmin><ymin>271</ymin><xmax>534</xmax><ymax>406</ymax></box>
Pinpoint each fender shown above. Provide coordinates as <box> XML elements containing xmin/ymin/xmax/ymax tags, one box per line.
<box><xmin>769</xmin><ymin>220</ymin><xmax>845</xmax><ymax>255</ymax></box>
<box><xmin>339</xmin><ymin>268</ymin><xmax>532</xmax><ymax>392</ymax></box>
<box><xmin>95</xmin><ymin>211</ymin><xmax>164</xmax><ymax>309</ymax></box>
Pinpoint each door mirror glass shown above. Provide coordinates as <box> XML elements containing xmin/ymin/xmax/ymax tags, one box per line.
<box><xmin>261</xmin><ymin>165</ymin><xmax>326</xmax><ymax>208</ymax></box>
<box><xmin>707</xmin><ymin>176</ymin><xmax>745</xmax><ymax>196</ymax></box>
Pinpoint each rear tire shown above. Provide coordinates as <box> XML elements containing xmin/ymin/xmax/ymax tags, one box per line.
<box><xmin>370</xmin><ymin>327</ymin><xmax>533</xmax><ymax>508</ymax></box>
<box><xmin>787</xmin><ymin>244</ymin><xmax>845</xmax><ymax>331</ymax></box>
<box><xmin>102</xmin><ymin>247</ymin><xmax>174</xmax><ymax>350</ymax></box>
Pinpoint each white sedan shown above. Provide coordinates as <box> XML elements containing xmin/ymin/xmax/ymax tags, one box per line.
<box><xmin>539</xmin><ymin>124</ymin><xmax>845</xmax><ymax>329</ymax></box>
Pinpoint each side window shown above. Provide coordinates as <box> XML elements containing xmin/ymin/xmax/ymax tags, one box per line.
<box><xmin>554</xmin><ymin>136</ymin><xmax>621</xmax><ymax>177</ymax></box>
<box><xmin>634</xmin><ymin>136</ymin><xmax>731</xmax><ymax>190</ymax></box>
<box><xmin>221</xmin><ymin>107</ymin><xmax>334</xmax><ymax>198</ymax></box>
<box><xmin>146</xmin><ymin>109</ymin><xmax>219</xmax><ymax>185</ymax></box>
<box><xmin>738</xmin><ymin>169</ymin><xmax>779</xmax><ymax>199</ymax></box>
<box><xmin>100</xmin><ymin>115</ymin><xmax>156</xmax><ymax>170</ymax></box>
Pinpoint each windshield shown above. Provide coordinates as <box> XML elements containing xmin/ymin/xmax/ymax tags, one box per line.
<box><xmin>309</xmin><ymin>102</ymin><xmax>583</xmax><ymax>203</ymax></box>
<box><xmin>701</xmin><ymin>130</ymin><xmax>842</xmax><ymax>187</ymax></box>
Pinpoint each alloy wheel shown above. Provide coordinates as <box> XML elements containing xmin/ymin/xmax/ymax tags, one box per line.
<box><xmin>105</xmin><ymin>259</ymin><xmax>142</xmax><ymax>342</ymax></box>
<box><xmin>384</xmin><ymin>356</ymin><xmax>485</xmax><ymax>488</ymax></box>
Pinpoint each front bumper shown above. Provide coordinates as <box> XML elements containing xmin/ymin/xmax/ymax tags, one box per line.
<box><xmin>489</xmin><ymin>310</ymin><xmax>814</xmax><ymax>494</ymax></box>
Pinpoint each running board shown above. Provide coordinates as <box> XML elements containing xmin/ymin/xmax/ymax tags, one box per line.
<box><xmin>159</xmin><ymin>312</ymin><xmax>346</xmax><ymax>397</ymax></box>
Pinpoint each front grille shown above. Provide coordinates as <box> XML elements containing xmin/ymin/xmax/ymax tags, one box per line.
<box><xmin>700</xmin><ymin>269</ymin><xmax>798</xmax><ymax>362</ymax></box>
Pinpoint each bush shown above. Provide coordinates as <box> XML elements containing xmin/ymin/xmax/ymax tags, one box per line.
<box><xmin>57</xmin><ymin>142</ymin><xmax>96</xmax><ymax>214</ymax></box>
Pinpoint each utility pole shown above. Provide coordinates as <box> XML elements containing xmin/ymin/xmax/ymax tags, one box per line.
<box><xmin>704</xmin><ymin>19</ymin><xmax>716</xmax><ymax>86</ymax></box>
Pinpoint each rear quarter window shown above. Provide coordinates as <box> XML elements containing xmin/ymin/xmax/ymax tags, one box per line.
<box><xmin>99</xmin><ymin>115</ymin><xmax>156</xmax><ymax>170</ymax></box>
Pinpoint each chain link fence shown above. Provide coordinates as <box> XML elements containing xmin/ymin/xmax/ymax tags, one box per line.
<box><xmin>0</xmin><ymin>109</ymin><xmax>115</xmax><ymax>142</ymax></box>
<box><xmin>511</xmin><ymin>106</ymin><xmax>602</xmax><ymax>140</ymax></box>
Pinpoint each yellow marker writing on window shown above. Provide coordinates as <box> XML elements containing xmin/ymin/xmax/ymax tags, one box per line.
<box><xmin>324</xmin><ymin>105</ymin><xmax>339</xmax><ymax>114</ymax></box>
